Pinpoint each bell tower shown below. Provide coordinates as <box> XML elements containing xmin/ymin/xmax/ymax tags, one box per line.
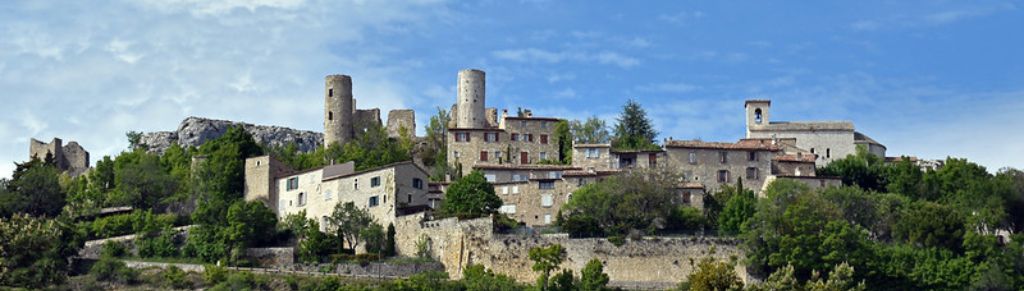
<box><xmin>745</xmin><ymin>99</ymin><xmax>770</xmax><ymax>138</ymax></box>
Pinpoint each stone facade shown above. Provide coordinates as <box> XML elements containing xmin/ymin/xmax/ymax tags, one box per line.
<box><xmin>571</xmin><ymin>143</ymin><xmax>664</xmax><ymax>171</ymax></box>
<box><xmin>243</xmin><ymin>156</ymin><xmax>295</xmax><ymax>215</ymax></box>
<box><xmin>29</xmin><ymin>137</ymin><xmax>90</xmax><ymax>177</ymax></box>
<box><xmin>663</xmin><ymin>140</ymin><xmax>780</xmax><ymax>194</ymax></box>
<box><xmin>392</xmin><ymin>213</ymin><xmax>748</xmax><ymax>287</ymax></box>
<box><xmin>744</xmin><ymin>99</ymin><xmax>885</xmax><ymax>166</ymax></box>
<box><xmin>448</xmin><ymin>116</ymin><xmax>561</xmax><ymax>173</ymax></box>
<box><xmin>247</xmin><ymin>160</ymin><xmax>432</xmax><ymax>244</ymax></box>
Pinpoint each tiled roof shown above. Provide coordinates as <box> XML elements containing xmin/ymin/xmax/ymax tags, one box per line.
<box><xmin>562</xmin><ymin>169</ymin><xmax>621</xmax><ymax>177</ymax></box>
<box><xmin>745</xmin><ymin>99</ymin><xmax>771</xmax><ymax>105</ymax></box>
<box><xmin>574</xmin><ymin>143</ymin><xmax>611</xmax><ymax>148</ymax></box>
<box><xmin>750</xmin><ymin>121</ymin><xmax>854</xmax><ymax>131</ymax></box>
<box><xmin>472</xmin><ymin>164</ymin><xmax>580</xmax><ymax>171</ymax></box>
<box><xmin>665</xmin><ymin>139</ymin><xmax>781</xmax><ymax>151</ymax></box>
<box><xmin>678</xmin><ymin>182</ymin><xmax>705</xmax><ymax>189</ymax></box>
<box><xmin>773</xmin><ymin>153</ymin><xmax>817</xmax><ymax>163</ymax></box>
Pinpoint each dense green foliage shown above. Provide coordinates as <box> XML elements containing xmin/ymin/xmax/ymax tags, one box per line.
<box><xmin>0</xmin><ymin>159</ymin><xmax>65</xmax><ymax>218</ymax></box>
<box><xmin>611</xmin><ymin>99</ymin><xmax>659</xmax><ymax>151</ymax></box>
<box><xmin>269</xmin><ymin>123</ymin><xmax>414</xmax><ymax>173</ymax></box>
<box><xmin>555</xmin><ymin>120</ymin><xmax>573</xmax><ymax>164</ymax></box>
<box><xmin>0</xmin><ymin>214</ymin><xmax>83</xmax><ymax>288</ymax></box>
<box><xmin>530</xmin><ymin>244</ymin><xmax>566</xmax><ymax>291</ymax></box>
<box><xmin>570</xmin><ymin>116</ymin><xmax>611</xmax><ymax>144</ymax></box>
<box><xmin>439</xmin><ymin>171</ymin><xmax>502</xmax><ymax>219</ymax></box>
<box><xmin>420</xmin><ymin>107</ymin><xmax>454</xmax><ymax>181</ymax></box>
<box><xmin>558</xmin><ymin>168</ymin><xmax>702</xmax><ymax>240</ymax></box>
<box><xmin>579</xmin><ymin>258</ymin><xmax>610</xmax><ymax>291</ymax></box>
<box><xmin>716</xmin><ymin>180</ymin><xmax>757</xmax><ymax>235</ymax></box>
<box><xmin>683</xmin><ymin>256</ymin><xmax>743</xmax><ymax>291</ymax></box>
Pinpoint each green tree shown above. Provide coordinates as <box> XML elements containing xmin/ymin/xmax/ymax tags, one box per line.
<box><xmin>361</xmin><ymin>223</ymin><xmax>385</xmax><ymax>255</ymax></box>
<box><xmin>421</xmin><ymin>108</ymin><xmax>453</xmax><ymax>181</ymax></box>
<box><xmin>329</xmin><ymin>201</ymin><xmax>375</xmax><ymax>252</ymax></box>
<box><xmin>385</xmin><ymin>223</ymin><xmax>397</xmax><ymax>257</ymax></box>
<box><xmin>461</xmin><ymin>264</ymin><xmax>523</xmax><ymax>290</ymax></box>
<box><xmin>558</xmin><ymin>168</ymin><xmax>681</xmax><ymax>240</ymax></box>
<box><xmin>530</xmin><ymin>244</ymin><xmax>566</xmax><ymax>291</ymax></box>
<box><xmin>886</xmin><ymin>157</ymin><xmax>926</xmax><ymax>199</ymax></box>
<box><xmin>893</xmin><ymin>200</ymin><xmax>965</xmax><ymax>250</ymax></box>
<box><xmin>225</xmin><ymin>201</ymin><xmax>277</xmax><ymax>255</ymax></box>
<box><xmin>110</xmin><ymin>149</ymin><xmax>178</xmax><ymax>210</ymax></box>
<box><xmin>0</xmin><ymin>214</ymin><xmax>82</xmax><ymax>288</ymax></box>
<box><xmin>717</xmin><ymin>179</ymin><xmax>756</xmax><ymax>235</ymax></box>
<box><xmin>297</xmin><ymin>220</ymin><xmax>332</xmax><ymax>263</ymax></box>
<box><xmin>747</xmin><ymin>264</ymin><xmax>799</xmax><ymax>291</ymax></box>
<box><xmin>555</xmin><ymin>119</ymin><xmax>573</xmax><ymax>164</ymax></box>
<box><xmin>439</xmin><ymin>171</ymin><xmax>502</xmax><ymax>219</ymax></box>
<box><xmin>611</xmin><ymin>99</ymin><xmax>658</xmax><ymax>151</ymax></box>
<box><xmin>804</xmin><ymin>262</ymin><xmax>866</xmax><ymax>291</ymax></box>
<box><xmin>1</xmin><ymin>161</ymin><xmax>65</xmax><ymax>218</ymax></box>
<box><xmin>579</xmin><ymin>258</ymin><xmax>610</xmax><ymax>291</ymax></box>
<box><xmin>818</xmin><ymin>146</ymin><xmax>887</xmax><ymax>192</ymax></box>
<box><xmin>684</xmin><ymin>256</ymin><xmax>743</xmax><ymax>291</ymax></box>
<box><xmin>570</xmin><ymin>116</ymin><xmax>611</xmax><ymax>144</ymax></box>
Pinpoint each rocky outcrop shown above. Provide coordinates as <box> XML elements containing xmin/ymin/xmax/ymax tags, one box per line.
<box><xmin>139</xmin><ymin>117</ymin><xmax>322</xmax><ymax>153</ymax></box>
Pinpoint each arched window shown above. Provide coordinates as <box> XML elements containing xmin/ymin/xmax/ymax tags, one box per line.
<box><xmin>754</xmin><ymin>108</ymin><xmax>763</xmax><ymax>124</ymax></box>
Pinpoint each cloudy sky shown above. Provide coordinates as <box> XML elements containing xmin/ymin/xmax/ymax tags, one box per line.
<box><xmin>1</xmin><ymin>0</ymin><xmax>1022</xmax><ymax>178</ymax></box>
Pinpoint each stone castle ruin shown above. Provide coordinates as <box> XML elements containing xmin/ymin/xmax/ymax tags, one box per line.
<box><xmin>29</xmin><ymin>137</ymin><xmax>90</xmax><ymax>177</ymax></box>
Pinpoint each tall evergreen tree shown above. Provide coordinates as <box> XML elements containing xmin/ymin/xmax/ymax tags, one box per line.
<box><xmin>611</xmin><ymin>99</ymin><xmax>658</xmax><ymax>150</ymax></box>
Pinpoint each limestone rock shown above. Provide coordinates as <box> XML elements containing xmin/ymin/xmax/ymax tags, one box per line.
<box><xmin>140</xmin><ymin>116</ymin><xmax>322</xmax><ymax>154</ymax></box>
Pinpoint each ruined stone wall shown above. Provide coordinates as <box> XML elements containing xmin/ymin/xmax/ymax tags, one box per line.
<box><xmin>29</xmin><ymin>138</ymin><xmax>63</xmax><ymax>166</ymax></box>
<box><xmin>386</xmin><ymin>109</ymin><xmax>416</xmax><ymax>138</ymax></box>
<box><xmin>354</xmin><ymin>109</ymin><xmax>382</xmax><ymax>135</ymax></box>
<box><xmin>393</xmin><ymin>213</ymin><xmax>748</xmax><ymax>287</ymax></box>
<box><xmin>62</xmin><ymin>141</ymin><xmax>90</xmax><ymax>176</ymax></box>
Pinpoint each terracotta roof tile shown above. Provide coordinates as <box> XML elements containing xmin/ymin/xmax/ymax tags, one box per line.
<box><xmin>665</xmin><ymin>139</ymin><xmax>781</xmax><ymax>151</ymax></box>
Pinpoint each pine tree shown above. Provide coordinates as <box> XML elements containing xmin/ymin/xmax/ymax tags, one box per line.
<box><xmin>612</xmin><ymin>99</ymin><xmax>658</xmax><ymax>151</ymax></box>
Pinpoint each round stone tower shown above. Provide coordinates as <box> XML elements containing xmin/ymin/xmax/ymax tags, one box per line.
<box><xmin>324</xmin><ymin>74</ymin><xmax>354</xmax><ymax>147</ymax></box>
<box><xmin>456</xmin><ymin>69</ymin><xmax>486</xmax><ymax>129</ymax></box>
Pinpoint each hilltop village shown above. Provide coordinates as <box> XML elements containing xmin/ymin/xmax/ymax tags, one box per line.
<box><xmin>21</xmin><ymin>69</ymin><xmax>1014</xmax><ymax>291</ymax></box>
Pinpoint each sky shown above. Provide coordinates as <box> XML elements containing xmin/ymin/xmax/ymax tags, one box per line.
<box><xmin>1</xmin><ymin>0</ymin><xmax>1022</xmax><ymax>178</ymax></box>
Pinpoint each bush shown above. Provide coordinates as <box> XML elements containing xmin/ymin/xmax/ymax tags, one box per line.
<box><xmin>91</xmin><ymin>257</ymin><xmax>138</xmax><ymax>284</ymax></box>
<box><xmin>101</xmin><ymin>241</ymin><xmax>129</xmax><ymax>258</ymax></box>
<box><xmin>203</xmin><ymin>264</ymin><xmax>228</xmax><ymax>285</ymax></box>
<box><xmin>161</xmin><ymin>266</ymin><xmax>191</xmax><ymax>289</ymax></box>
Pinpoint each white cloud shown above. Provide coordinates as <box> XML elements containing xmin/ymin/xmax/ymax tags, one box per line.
<box><xmin>552</xmin><ymin>88</ymin><xmax>576</xmax><ymax>99</ymax></box>
<box><xmin>636</xmin><ymin>82</ymin><xmax>700</xmax><ymax>94</ymax></box>
<box><xmin>658</xmin><ymin>10</ymin><xmax>704</xmax><ymax>25</ymax></box>
<box><xmin>546</xmin><ymin>73</ymin><xmax>575</xmax><ymax>83</ymax></box>
<box><xmin>492</xmin><ymin>48</ymin><xmax>639</xmax><ymax>68</ymax></box>
<box><xmin>134</xmin><ymin>0</ymin><xmax>306</xmax><ymax>16</ymax></box>
<box><xmin>850</xmin><ymin>3</ymin><xmax>1016</xmax><ymax>31</ymax></box>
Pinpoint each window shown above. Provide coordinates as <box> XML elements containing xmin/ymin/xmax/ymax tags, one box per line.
<box><xmin>689</xmin><ymin>152</ymin><xmax>697</xmax><ymax>164</ymax></box>
<box><xmin>585</xmin><ymin>148</ymin><xmax>600</xmax><ymax>159</ymax></box>
<box><xmin>719</xmin><ymin>151</ymin><xmax>728</xmax><ymax>163</ymax></box>
<box><xmin>544</xmin><ymin>214</ymin><xmax>552</xmax><ymax>224</ymax></box>
<box><xmin>548</xmin><ymin>171</ymin><xmax>561</xmax><ymax>179</ymax></box>
<box><xmin>826</xmin><ymin>148</ymin><xmax>831</xmax><ymax>159</ymax></box>
<box><xmin>649</xmin><ymin>153</ymin><xmax>657</xmax><ymax>167</ymax></box>
<box><xmin>324</xmin><ymin>190</ymin><xmax>332</xmax><ymax>201</ymax></box>
<box><xmin>512</xmin><ymin>185</ymin><xmax>520</xmax><ymax>194</ymax></box>
<box><xmin>286</xmin><ymin>177</ymin><xmax>299</xmax><ymax>190</ymax></box>
<box><xmin>539</xmin><ymin>181</ymin><xmax>555</xmax><ymax>190</ymax></box>
<box><xmin>484</xmin><ymin>174</ymin><xmax>496</xmax><ymax>182</ymax></box>
<box><xmin>328</xmin><ymin>111</ymin><xmax>333</xmax><ymax>121</ymax></box>
<box><xmin>413</xmin><ymin>178</ymin><xmax>424</xmax><ymax>189</ymax></box>
<box><xmin>371</xmin><ymin>176</ymin><xmax>381</xmax><ymax>187</ymax></box>
<box><xmin>453</xmin><ymin>151</ymin><xmax>460</xmax><ymax>159</ymax></box>
<box><xmin>480</xmin><ymin>151</ymin><xmax>489</xmax><ymax>162</ymax></box>
<box><xmin>455</xmin><ymin>132</ymin><xmax>470</xmax><ymax>142</ymax></box>
<box><xmin>577</xmin><ymin>178</ymin><xmax>586</xmax><ymax>187</ymax></box>
<box><xmin>512</xmin><ymin>173</ymin><xmax>523</xmax><ymax>181</ymax></box>
<box><xmin>540</xmin><ymin>134</ymin><xmax>548</xmax><ymax>144</ymax></box>
<box><xmin>539</xmin><ymin>152</ymin><xmax>548</xmax><ymax>160</ymax></box>
<box><xmin>407</xmin><ymin>194</ymin><xmax>412</xmax><ymax>204</ymax></box>
<box><xmin>510</xmin><ymin>133</ymin><xmax>519</xmax><ymax>141</ymax></box>
<box><xmin>369</xmin><ymin>196</ymin><xmax>379</xmax><ymax>207</ymax></box>
<box><xmin>746</xmin><ymin>167</ymin><xmax>759</xmax><ymax>180</ymax></box>
<box><xmin>484</xmin><ymin>132</ymin><xmax>499</xmax><ymax>142</ymax></box>
<box><xmin>256</xmin><ymin>160</ymin><xmax>262</xmax><ymax>166</ymax></box>
<box><xmin>297</xmin><ymin>192</ymin><xmax>306</xmax><ymax>206</ymax></box>
<box><xmin>748</xmin><ymin>151</ymin><xmax>757</xmax><ymax>161</ymax></box>
<box><xmin>354</xmin><ymin>178</ymin><xmax>359</xmax><ymax>190</ymax></box>
<box><xmin>494</xmin><ymin>151</ymin><xmax>501</xmax><ymax>162</ymax></box>
<box><xmin>501</xmin><ymin>186</ymin><xmax>509</xmax><ymax>194</ymax></box>
<box><xmin>499</xmin><ymin>204</ymin><xmax>517</xmax><ymax>214</ymax></box>
<box><xmin>718</xmin><ymin>170</ymin><xmax>730</xmax><ymax>183</ymax></box>
<box><xmin>682</xmin><ymin>192</ymin><xmax>692</xmax><ymax>204</ymax></box>
<box><xmin>541</xmin><ymin>121</ymin><xmax>548</xmax><ymax>129</ymax></box>
<box><xmin>754</xmin><ymin>108</ymin><xmax>763</xmax><ymax>124</ymax></box>
<box><xmin>527</xmin><ymin>134</ymin><xmax>534</xmax><ymax>142</ymax></box>
<box><xmin>541</xmin><ymin>194</ymin><xmax>554</xmax><ymax>207</ymax></box>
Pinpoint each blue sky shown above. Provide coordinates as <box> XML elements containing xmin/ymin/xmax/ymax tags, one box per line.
<box><xmin>1</xmin><ymin>0</ymin><xmax>1022</xmax><ymax>178</ymax></box>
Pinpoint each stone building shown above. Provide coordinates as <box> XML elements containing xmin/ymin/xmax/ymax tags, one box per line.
<box><xmin>446</xmin><ymin>69</ymin><xmax>562</xmax><ymax>173</ymax></box>
<box><xmin>29</xmin><ymin>137</ymin><xmax>90</xmax><ymax>177</ymax></box>
<box><xmin>744</xmin><ymin>99</ymin><xmax>885</xmax><ymax>166</ymax></box>
<box><xmin>474</xmin><ymin>164</ymin><xmax>581</xmax><ymax>226</ymax></box>
<box><xmin>571</xmin><ymin>143</ymin><xmax>664</xmax><ymax>171</ymax></box>
<box><xmin>244</xmin><ymin>157</ymin><xmax>432</xmax><ymax>236</ymax></box>
<box><xmin>323</xmin><ymin>74</ymin><xmax>416</xmax><ymax>147</ymax></box>
<box><xmin>662</xmin><ymin>139</ymin><xmax>782</xmax><ymax>194</ymax></box>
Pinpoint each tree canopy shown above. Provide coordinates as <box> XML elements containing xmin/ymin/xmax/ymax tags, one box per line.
<box><xmin>439</xmin><ymin>171</ymin><xmax>502</xmax><ymax>219</ymax></box>
<box><xmin>611</xmin><ymin>99</ymin><xmax>658</xmax><ymax>151</ymax></box>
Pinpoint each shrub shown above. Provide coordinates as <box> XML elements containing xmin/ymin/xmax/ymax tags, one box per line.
<box><xmin>203</xmin><ymin>264</ymin><xmax>227</xmax><ymax>285</ymax></box>
<box><xmin>91</xmin><ymin>257</ymin><xmax>138</xmax><ymax>284</ymax></box>
<box><xmin>101</xmin><ymin>241</ymin><xmax>129</xmax><ymax>258</ymax></box>
<box><xmin>161</xmin><ymin>266</ymin><xmax>190</xmax><ymax>289</ymax></box>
